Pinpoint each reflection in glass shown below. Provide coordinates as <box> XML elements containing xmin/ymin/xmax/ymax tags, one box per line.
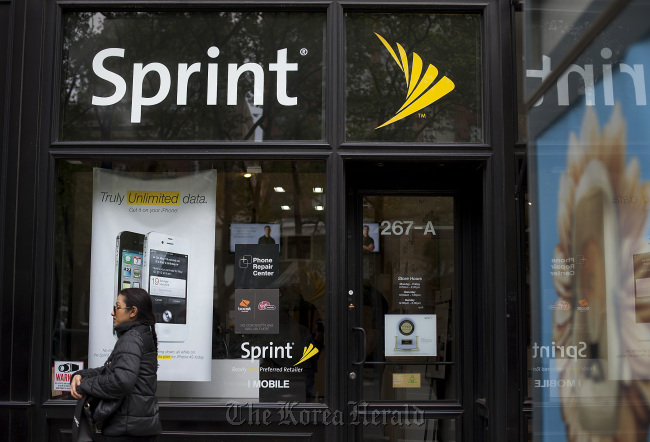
<box><xmin>524</xmin><ymin>0</ymin><xmax>618</xmax><ymax>106</ymax></box>
<box><xmin>346</xmin><ymin>13</ymin><xmax>482</xmax><ymax>142</ymax></box>
<box><xmin>525</xmin><ymin>1</ymin><xmax>595</xmax><ymax>80</ymax></box>
<box><xmin>60</xmin><ymin>12</ymin><xmax>325</xmax><ymax>141</ymax></box>
<box><xmin>361</xmin><ymin>195</ymin><xmax>456</xmax><ymax>401</ymax></box>
<box><xmin>53</xmin><ymin>159</ymin><xmax>326</xmax><ymax>403</ymax></box>
<box><xmin>526</xmin><ymin>6</ymin><xmax>650</xmax><ymax>437</ymax></box>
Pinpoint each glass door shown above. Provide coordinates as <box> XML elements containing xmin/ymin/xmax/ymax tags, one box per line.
<box><xmin>345</xmin><ymin>162</ymin><xmax>482</xmax><ymax>442</ymax></box>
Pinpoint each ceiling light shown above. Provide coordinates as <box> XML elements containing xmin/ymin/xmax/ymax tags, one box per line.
<box><xmin>315</xmin><ymin>205</ymin><xmax>325</xmax><ymax>211</ymax></box>
<box><xmin>244</xmin><ymin>173</ymin><xmax>252</xmax><ymax>178</ymax></box>
<box><xmin>274</xmin><ymin>187</ymin><xmax>286</xmax><ymax>192</ymax></box>
<box><xmin>281</xmin><ymin>205</ymin><xmax>291</xmax><ymax>211</ymax></box>
<box><xmin>313</xmin><ymin>187</ymin><xmax>324</xmax><ymax>193</ymax></box>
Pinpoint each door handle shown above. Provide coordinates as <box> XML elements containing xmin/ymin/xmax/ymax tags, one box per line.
<box><xmin>351</xmin><ymin>327</ymin><xmax>367</xmax><ymax>365</ymax></box>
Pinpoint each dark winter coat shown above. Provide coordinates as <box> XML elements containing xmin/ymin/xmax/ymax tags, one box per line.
<box><xmin>74</xmin><ymin>321</ymin><xmax>162</xmax><ymax>437</ymax></box>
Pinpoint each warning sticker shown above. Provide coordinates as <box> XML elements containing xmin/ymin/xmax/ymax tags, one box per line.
<box><xmin>53</xmin><ymin>361</ymin><xmax>84</xmax><ymax>391</ymax></box>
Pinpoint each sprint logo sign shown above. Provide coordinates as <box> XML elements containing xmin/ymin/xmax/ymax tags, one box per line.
<box><xmin>374</xmin><ymin>33</ymin><xmax>455</xmax><ymax>129</ymax></box>
<box><xmin>293</xmin><ymin>343</ymin><xmax>320</xmax><ymax>367</ymax></box>
<box><xmin>240</xmin><ymin>341</ymin><xmax>319</xmax><ymax>366</ymax></box>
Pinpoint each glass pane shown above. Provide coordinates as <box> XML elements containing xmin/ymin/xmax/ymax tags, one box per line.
<box><xmin>525</xmin><ymin>0</ymin><xmax>617</xmax><ymax>106</ymax></box>
<box><xmin>52</xmin><ymin>159</ymin><xmax>326</xmax><ymax>403</ymax></box>
<box><xmin>527</xmin><ymin>2</ymin><xmax>650</xmax><ymax>440</ymax></box>
<box><xmin>60</xmin><ymin>12</ymin><xmax>325</xmax><ymax>141</ymax></box>
<box><xmin>360</xmin><ymin>195</ymin><xmax>456</xmax><ymax>401</ymax></box>
<box><xmin>524</xmin><ymin>1</ymin><xmax>650</xmax><ymax>115</ymax></box>
<box><xmin>346</xmin><ymin>13</ymin><xmax>482</xmax><ymax>143</ymax></box>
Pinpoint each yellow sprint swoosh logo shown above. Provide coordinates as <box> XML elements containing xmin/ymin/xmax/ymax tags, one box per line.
<box><xmin>293</xmin><ymin>343</ymin><xmax>319</xmax><ymax>366</ymax></box>
<box><xmin>375</xmin><ymin>33</ymin><xmax>455</xmax><ymax>129</ymax></box>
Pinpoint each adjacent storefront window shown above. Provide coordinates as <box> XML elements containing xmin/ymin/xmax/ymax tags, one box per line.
<box><xmin>60</xmin><ymin>12</ymin><xmax>325</xmax><ymax>141</ymax></box>
<box><xmin>527</xmin><ymin>1</ymin><xmax>650</xmax><ymax>439</ymax></box>
<box><xmin>52</xmin><ymin>160</ymin><xmax>326</xmax><ymax>402</ymax></box>
<box><xmin>345</xmin><ymin>13</ymin><xmax>483</xmax><ymax>143</ymax></box>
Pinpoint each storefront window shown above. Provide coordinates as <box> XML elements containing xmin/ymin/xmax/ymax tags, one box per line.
<box><xmin>345</xmin><ymin>13</ymin><xmax>482</xmax><ymax>143</ymax></box>
<box><xmin>60</xmin><ymin>11</ymin><xmax>325</xmax><ymax>141</ymax></box>
<box><xmin>52</xmin><ymin>159</ymin><xmax>326</xmax><ymax>403</ymax></box>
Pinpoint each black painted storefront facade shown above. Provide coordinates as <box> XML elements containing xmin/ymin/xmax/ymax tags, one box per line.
<box><xmin>0</xmin><ymin>1</ymin><xmax>531</xmax><ymax>441</ymax></box>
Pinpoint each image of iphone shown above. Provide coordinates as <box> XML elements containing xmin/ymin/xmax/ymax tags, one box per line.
<box><xmin>115</xmin><ymin>231</ymin><xmax>145</xmax><ymax>297</ymax></box>
<box><xmin>142</xmin><ymin>232</ymin><xmax>190</xmax><ymax>342</ymax></box>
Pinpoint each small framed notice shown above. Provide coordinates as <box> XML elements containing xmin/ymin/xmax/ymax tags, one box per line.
<box><xmin>393</xmin><ymin>373</ymin><xmax>421</xmax><ymax>388</ymax></box>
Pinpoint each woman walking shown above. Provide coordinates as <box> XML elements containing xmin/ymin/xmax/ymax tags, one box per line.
<box><xmin>71</xmin><ymin>288</ymin><xmax>162</xmax><ymax>441</ymax></box>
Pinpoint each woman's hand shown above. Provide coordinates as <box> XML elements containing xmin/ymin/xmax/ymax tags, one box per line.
<box><xmin>70</xmin><ymin>374</ymin><xmax>83</xmax><ymax>399</ymax></box>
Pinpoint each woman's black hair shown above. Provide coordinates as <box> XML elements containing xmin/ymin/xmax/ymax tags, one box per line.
<box><xmin>118</xmin><ymin>287</ymin><xmax>158</xmax><ymax>350</ymax></box>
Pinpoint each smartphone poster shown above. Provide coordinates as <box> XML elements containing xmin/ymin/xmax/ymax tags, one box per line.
<box><xmin>528</xmin><ymin>34</ymin><xmax>650</xmax><ymax>440</ymax></box>
<box><xmin>89</xmin><ymin>168</ymin><xmax>217</xmax><ymax>381</ymax></box>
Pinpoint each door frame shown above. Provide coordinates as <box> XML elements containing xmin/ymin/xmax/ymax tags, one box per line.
<box><xmin>340</xmin><ymin>159</ymin><xmax>487</xmax><ymax>441</ymax></box>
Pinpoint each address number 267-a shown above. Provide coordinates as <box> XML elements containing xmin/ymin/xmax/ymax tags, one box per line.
<box><xmin>379</xmin><ymin>220</ymin><xmax>437</xmax><ymax>236</ymax></box>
